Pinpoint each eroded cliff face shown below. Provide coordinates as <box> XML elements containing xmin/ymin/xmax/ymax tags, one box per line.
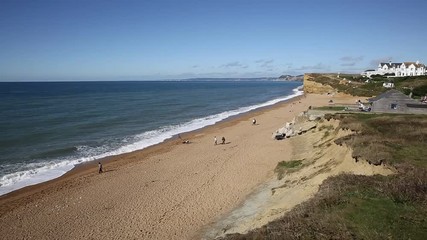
<box><xmin>303</xmin><ymin>74</ymin><xmax>335</xmax><ymax>94</ymax></box>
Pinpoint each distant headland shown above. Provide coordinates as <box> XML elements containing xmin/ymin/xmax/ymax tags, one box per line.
<box><xmin>277</xmin><ymin>74</ymin><xmax>304</xmax><ymax>81</ymax></box>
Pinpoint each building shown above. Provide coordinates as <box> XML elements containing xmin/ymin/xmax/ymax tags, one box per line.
<box><xmin>378</xmin><ymin>62</ymin><xmax>401</xmax><ymax>75</ymax></box>
<box><xmin>369</xmin><ymin>89</ymin><xmax>427</xmax><ymax>114</ymax></box>
<box><xmin>395</xmin><ymin>62</ymin><xmax>426</xmax><ymax>76</ymax></box>
<box><xmin>362</xmin><ymin>61</ymin><xmax>426</xmax><ymax>77</ymax></box>
<box><xmin>382</xmin><ymin>82</ymin><xmax>394</xmax><ymax>88</ymax></box>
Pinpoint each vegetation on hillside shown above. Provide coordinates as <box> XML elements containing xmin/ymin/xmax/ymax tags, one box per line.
<box><xmin>274</xmin><ymin>160</ymin><xmax>303</xmax><ymax>180</ymax></box>
<box><xmin>307</xmin><ymin>74</ymin><xmax>427</xmax><ymax>98</ymax></box>
<box><xmin>393</xmin><ymin>76</ymin><xmax>427</xmax><ymax>98</ymax></box>
<box><xmin>221</xmin><ymin>113</ymin><xmax>427</xmax><ymax>240</ymax></box>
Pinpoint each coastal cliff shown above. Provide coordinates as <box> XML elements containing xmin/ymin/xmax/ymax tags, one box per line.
<box><xmin>303</xmin><ymin>73</ymin><xmax>335</xmax><ymax>94</ymax></box>
<box><xmin>209</xmin><ymin>110</ymin><xmax>393</xmax><ymax>238</ymax></box>
<box><xmin>218</xmin><ymin>102</ymin><xmax>427</xmax><ymax>240</ymax></box>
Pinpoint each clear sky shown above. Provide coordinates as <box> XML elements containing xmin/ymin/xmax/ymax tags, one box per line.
<box><xmin>1</xmin><ymin>0</ymin><xmax>426</xmax><ymax>81</ymax></box>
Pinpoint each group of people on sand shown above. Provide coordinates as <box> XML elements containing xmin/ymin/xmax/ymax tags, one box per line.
<box><xmin>97</xmin><ymin>118</ymin><xmax>259</xmax><ymax>172</ymax></box>
<box><xmin>214</xmin><ymin>136</ymin><xmax>226</xmax><ymax>145</ymax></box>
<box><xmin>213</xmin><ymin>119</ymin><xmax>257</xmax><ymax>146</ymax></box>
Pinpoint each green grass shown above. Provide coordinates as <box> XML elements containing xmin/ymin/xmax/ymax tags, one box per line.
<box><xmin>393</xmin><ymin>144</ymin><xmax>427</xmax><ymax>168</ymax></box>
<box><xmin>277</xmin><ymin>160</ymin><xmax>303</xmax><ymax>169</ymax></box>
<box><xmin>274</xmin><ymin>160</ymin><xmax>303</xmax><ymax>180</ymax></box>
<box><xmin>343</xmin><ymin>188</ymin><xmax>427</xmax><ymax>239</ymax></box>
<box><xmin>337</xmin><ymin>190</ymin><xmax>427</xmax><ymax>239</ymax></box>
<box><xmin>336</xmin><ymin>113</ymin><xmax>427</xmax><ymax>165</ymax></box>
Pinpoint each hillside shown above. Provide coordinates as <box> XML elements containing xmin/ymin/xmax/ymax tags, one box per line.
<box><xmin>220</xmin><ymin>112</ymin><xmax>427</xmax><ymax>239</ymax></box>
<box><xmin>303</xmin><ymin>73</ymin><xmax>427</xmax><ymax>98</ymax></box>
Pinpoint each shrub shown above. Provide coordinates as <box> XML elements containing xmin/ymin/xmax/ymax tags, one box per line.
<box><xmin>274</xmin><ymin>160</ymin><xmax>303</xmax><ymax>180</ymax></box>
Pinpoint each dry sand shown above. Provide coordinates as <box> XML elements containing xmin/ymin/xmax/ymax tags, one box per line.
<box><xmin>0</xmin><ymin>93</ymin><xmax>380</xmax><ymax>240</ymax></box>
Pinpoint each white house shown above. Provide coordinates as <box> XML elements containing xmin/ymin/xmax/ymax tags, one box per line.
<box><xmin>362</xmin><ymin>61</ymin><xmax>426</xmax><ymax>77</ymax></box>
<box><xmin>395</xmin><ymin>61</ymin><xmax>426</xmax><ymax>76</ymax></box>
<box><xmin>377</xmin><ymin>62</ymin><xmax>401</xmax><ymax>75</ymax></box>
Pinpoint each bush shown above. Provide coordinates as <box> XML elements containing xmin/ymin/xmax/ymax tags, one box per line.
<box><xmin>412</xmin><ymin>84</ymin><xmax>427</xmax><ymax>97</ymax></box>
<box><xmin>274</xmin><ymin>160</ymin><xmax>303</xmax><ymax>180</ymax></box>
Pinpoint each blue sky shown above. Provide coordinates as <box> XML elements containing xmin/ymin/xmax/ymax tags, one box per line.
<box><xmin>1</xmin><ymin>0</ymin><xmax>426</xmax><ymax>81</ymax></box>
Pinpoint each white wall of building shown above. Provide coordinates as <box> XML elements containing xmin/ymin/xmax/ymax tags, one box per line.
<box><xmin>362</xmin><ymin>61</ymin><xmax>426</xmax><ymax>77</ymax></box>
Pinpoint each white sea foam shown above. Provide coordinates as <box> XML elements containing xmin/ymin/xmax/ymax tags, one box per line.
<box><xmin>0</xmin><ymin>86</ymin><xmax>303</xmax><ymax>196</ymax></box>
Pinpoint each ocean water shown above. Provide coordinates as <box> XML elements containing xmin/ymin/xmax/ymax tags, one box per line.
<box><xmin>0</xmin><ymin>80</ymin><xmax>302</xmax><ymax>195</ymax></box>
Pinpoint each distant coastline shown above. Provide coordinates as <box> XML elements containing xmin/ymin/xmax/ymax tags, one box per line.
<box><xmin>179</xmin><ymin>76</ymin><xmax>303</xmax><ymax>82</ymax></box>
<box><xmin>277</xmin><ymin>74</ymin><xmax>304</xmax><ymax>81</ymax></box>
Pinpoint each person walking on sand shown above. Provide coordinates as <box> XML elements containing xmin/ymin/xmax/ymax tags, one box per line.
<box><xmin>98</xmin><ymin>162</ymin><xmax>103</xmax><ymax>174</ymax></box>
<box><xmin>221</xmin><ymin>136</ymin><xmax>226</xmax><ymax>144</ymax></box>
<box><xmin>214</xmin><ymin>136</ymin><xmax>217</xmax><ymax>145</ymax></box>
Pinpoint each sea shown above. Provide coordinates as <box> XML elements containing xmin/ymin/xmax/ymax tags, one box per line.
<box><xmin>0</xmin><ymin>79</ymin><xmax>303</xmax><ymax>196</ymax></box>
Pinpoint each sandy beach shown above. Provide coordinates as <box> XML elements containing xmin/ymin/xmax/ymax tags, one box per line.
<box><xmin>0</xmin><ymin>93</ymin><xmax>363</xmax><ymax>240</ymax></box>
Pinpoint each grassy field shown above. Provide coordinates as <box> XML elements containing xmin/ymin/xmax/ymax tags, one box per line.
<box><xmin>221</xmin><ymin>113</ymin><xmax>427</xmax><ymax>240</ymax></box>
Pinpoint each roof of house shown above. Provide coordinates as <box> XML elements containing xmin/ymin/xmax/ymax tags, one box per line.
<box><xmin>368</xmin><ymin>89</ymin><xmax>414</xmax><ymax>102</ymax></box>
<box><xmin>379</xmin><ymin>62</ymin><xmax>401</xmax><ymax>68</ymax></box>
<box><xmin>402</xmin><ymin>62</ymin><xmax>426</xmax><ymax>68</ymax></box>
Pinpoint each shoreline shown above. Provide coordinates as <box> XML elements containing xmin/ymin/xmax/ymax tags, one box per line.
<box><xmin>0</xmin><ymin>87</ymin><xmax>303</xmax><ymax>197</ymax></box>
<box><xmin>0</xmin><ymin>92</ymin><xmax>359</xmax><ymax>239</ymax></box>
<box><xmin>0</xmin><ymin>94</ymin><xmax>303</xmax><ymax>210</ymax></box>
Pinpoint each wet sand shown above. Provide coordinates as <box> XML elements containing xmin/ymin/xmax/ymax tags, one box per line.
<box><xmin>0</xmin><ymin>93</ymin><xmax>361</xmax><ymax>239</ymax></box>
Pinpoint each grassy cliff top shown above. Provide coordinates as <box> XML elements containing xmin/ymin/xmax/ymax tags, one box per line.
<box><xmin>304</xmin><ymin>73</ymin><xmax>427</xmax><ymax>98</ymax></box>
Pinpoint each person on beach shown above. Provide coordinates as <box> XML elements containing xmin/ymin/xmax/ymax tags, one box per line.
<box><xmin>221</xmin><ymin>137</ymin><xmax>226</xmax><ymax>144</ymax></box>
<box><xmin>98</xmin><ymin>162</ymin><xmax>103</xmax><ymax>174</ymax></box>
<box><xmin>214</xmin><ymin>136</ymin><xmax>217</xmax><ymax>145</ymax></box>
<box><xmin>178</xmin><ymin>134</ymin><xmax>190</xmax><ymax>144</ymax></box>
